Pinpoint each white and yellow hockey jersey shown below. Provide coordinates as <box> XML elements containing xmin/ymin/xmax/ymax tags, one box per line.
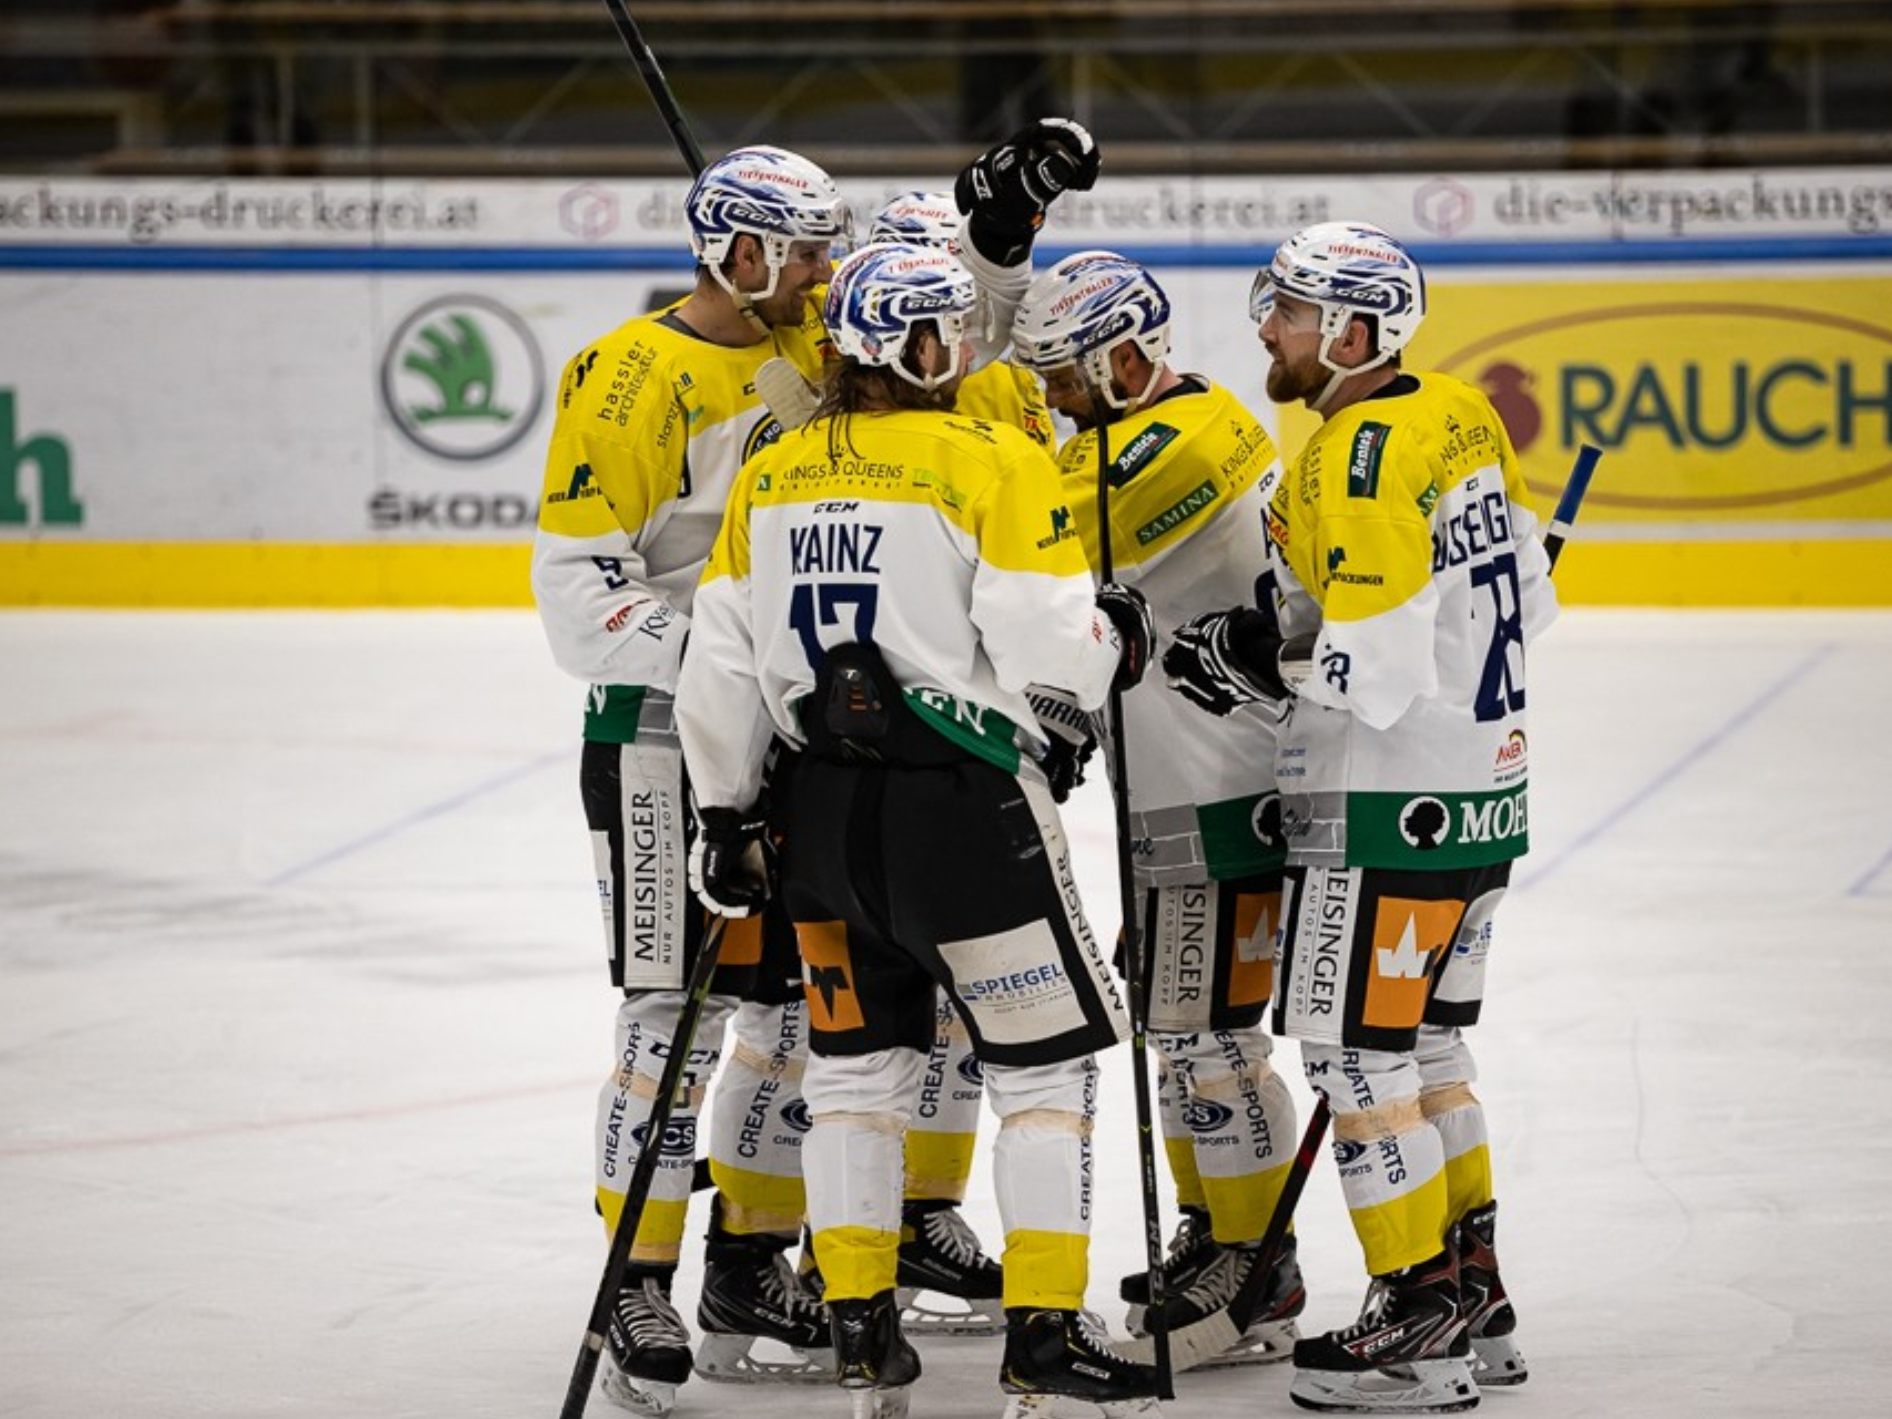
<box><xmin>531</xmin><ymin>301</ymin><xmax>832</xmax><ymax>741</ymax></box>
<box><xmin>1267</xmin><ymin>373</ymin><xmax>1558</xmax><ymax>871</ymax></box>
<box><xmin>959</xmin><ymin>359</ymin><xmax>1054</xmax><ymax>450</ymax></box>
<box><xmin>678</xmin><ymin>409</ymin><xmax>1124</xmax><ymax>812</ymax></box>
<box><xmin>1058</xmin><ymin>378</ymin><xmax>1288</xmax><ymax>886</ymax></box>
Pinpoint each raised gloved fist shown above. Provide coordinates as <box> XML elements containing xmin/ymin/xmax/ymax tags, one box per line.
<box><xmin>1028</xmin><ymin>687</ymin><xmax>1100</xmax><ymax>803</ymax></box>
<box><xmin>1095</xmin><ymin>581</ymin><xmax>1155</xmax><ymax>693</ymax></box>
<box><xmin>1163</xmin><ymin>608</ymin><xmax>1289</xmax><ymax>717</ymax></box>
<box><xmin>955</xmin><ymin>117</ymin><xmax>1100</xmax><ymax>265</ymax></box>
<box><xmin>687</xmin><ymin>805</ymin><xmax>773</xmax><ymax>918</ymax></box>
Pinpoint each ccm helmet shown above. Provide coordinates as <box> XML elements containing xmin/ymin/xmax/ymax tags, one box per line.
<box><xmin>823</xmin><ymin>241</ymin><xmax>979</xmax><ymax>392</ymax></box>
<box><xmin>1011</xmin><ymin>250</ymin><xmax>1172</xmax><ymax>412</ymax></box>
<box><xmin>685</xmin><ymin>145</ymin><xmax>851</xmax><ymax>302</ymax></box>
<box><xmin>867</xmin><ymin>190</ymin><xmax>963</xmax><ymax>251</ymax></box>
<box><xmin>1250</xmin><ymin>221</ymin><xmax>1426</xmax><ymax>406</ymax></box>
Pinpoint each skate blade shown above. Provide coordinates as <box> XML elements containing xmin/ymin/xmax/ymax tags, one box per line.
<box><xmin>599</xmin><ymin>1362</ymin><xmax>678</xmax><ymax>1418</ymax></box>
<box><xmin>693</xmin><ymin>1331</ymin><xmax>836</xmax><ymax>1384</ymax></box>
<box><xmin>1289</xmin><ymin>1357</ymin><xmax>1479</xmax><ymax>1414</ymax></box>
<box><xmin>847</xmin><ymin>1383</ymin><xmax>912</xmax><ymax>1419</ymax></box>
<box><xmin>1470</xmin><ymin>1335</ymin><xmax>1528</xmax><ymax>1387</ymax></box>
<box><xmin>1002</xmin><ymin>1394</ymin><xmax>1159</xmax><ymax>1419</ymax></box>
<box><xmin>895</xmin><ymin>1285</ymin><xmax>1004</xmax><ymax>1337</ymax></box>
<box><xmin>1193</xmin><ymin>1319</ymin><xmax>1299</xmax><ymax>1370</ymax></box>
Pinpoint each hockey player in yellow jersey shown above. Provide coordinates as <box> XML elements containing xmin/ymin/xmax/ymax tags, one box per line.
<box><xmin>1163</xmin><ymin>222</ymin><xmax>1557</xmax><ymax>1413</ymax></box>
<box><xmin>677</xmin><ymin>242</ymin><xmax>1161</xmax><ymax>1419</ymax></box>
<box><xmin>1011</xmin><ymin>251</ymin><xmax>1307</xmax><ymax>1370</ymax></box>
<box><xmin>532</xmin><ymin>144</ymin><xmax>848</xmax><ymax>1416</ymax></box>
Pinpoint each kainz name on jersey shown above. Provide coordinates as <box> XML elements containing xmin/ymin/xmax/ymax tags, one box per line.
<box><xmin>789</xmin><ymin>522</ymin><xmax>884</xmax><ymax>574</ymax></box>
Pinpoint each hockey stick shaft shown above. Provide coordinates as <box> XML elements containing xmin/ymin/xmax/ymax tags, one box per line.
<box><xmin>1543</xmin><ymin>442</ymin><xmax>1600</xmax><ymax>571</ymax></box>
<box><xmin>1093</xmin><ymin>416</ymin><xmax>1174</xmax><ymax>1398</ymax></box>
<box><xmin>558</xmin><ymin>913</ymin><xmax>730</xmax><ymax>1419</ymax></box>
<box><xmin>599</xmin><ymin>0</ymin><xmax>707</xmax><ymax>177</ymax></box>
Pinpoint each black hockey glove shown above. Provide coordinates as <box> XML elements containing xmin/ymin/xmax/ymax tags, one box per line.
<box><xmin>1163</xmin><ymin>608</ymin><xmax>1289</xmax><ymax>716</ymax></box>
<box><xmin>955</xmin><ymin>117</ymin><xmax>1100</xmax><ymax>266</ymax></box>
<box><xmin>1096</xmin><ymin>581</ymin><xmax>1155</xmax><ymax>693</ymax></box>
<box><xmin>688</xmin><ymin>806</ymin><xmax>773</xmax><ymax>918</ymax></box>
<box><xmin>1027</xmin><ymin>688</ymin><xmax>1100</xmax><ymax>803</ymax></box>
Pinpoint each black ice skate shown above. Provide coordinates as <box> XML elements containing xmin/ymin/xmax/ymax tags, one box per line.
<box><xmin>1456</xmin><ymin>1202</ymin><xmax>1526</xmax><ymax>1387</ymax></box>
<box><xmin>895</xmin><ymin>1199</ymin><xmax>1005</xmax><ymax>1335</ymax></box>
<box><xmin>1289</xmin><ymin>1245</ymin><xmax>1478</xmax><ymax>1414</ymax></box>
<box><xmin>832</xmin><ymin>1290</ymin><xmax>922</xmax><ymax>1419</ymax></box>
<box><xmin>1120</xmin><ymin>1204</ymin><xmax>1220</xmax><ymax>1334</ymax></box>
<box><xmin>600</xmin><ymin>1268</ymin><xmax>693</xmax><ymax>1418</ymax></box>
<box><xmin>1132</xmin><ymin>1233</ymin><xmax>1307</xmax><ymax>1370</ymax></box>
<box><xmin>694</xmin><ymin>1198</ymin><xmax>835</xmax><ymax>1384</ymax></box>
<box><xmin>1000</xmin><ymin>1307</ymin><xmax>1162</xmax><ymax>1419</ymax></box>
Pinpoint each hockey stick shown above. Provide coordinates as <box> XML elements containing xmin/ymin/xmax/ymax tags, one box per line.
<box><xmin>558</xmin><ymin>913</ymin><xmax>731</xmax><ymax>1419</ymax></box>
<box><xmin>600</xmin><ymin>0</ymin><xmax>706</xmax><ymax>176</ymax></box>
<box><xmin>1544</xmin><ymin>443</ymin><xmax>1601</xmax><ymax>571</ymax></box>
<box><xmin>1129</xmin><ymin>440</ymin><xmax>1605</xmax><ymax>1373</ymax></box>
<box><xmin>1091</xmin><ymin>405</ymin><xmax>1175</xmax><ymax>1399</ymax></box>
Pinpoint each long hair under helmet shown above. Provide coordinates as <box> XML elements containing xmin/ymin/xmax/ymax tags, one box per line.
<box><xmin>685</xmin><ymin>145</ymin><xmax>852</xmax><ymax>304</ymax></box>
<box><xmin>1249</xmin><ymin>221</ymin><xmax>1427</xmax><ymax>410</ymax></box>
<box><xmin>823</xmin><ymin>241</ymin><xmax>979</xmax><ymax>393</ymax></box>
<box><xmin>1011</xmin><ymin>250</ymin><xmax>1172</xmax><ymax>413</ymax></box>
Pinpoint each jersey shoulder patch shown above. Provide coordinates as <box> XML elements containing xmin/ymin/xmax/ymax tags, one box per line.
<box><xmin>1346</xmin><ymin>420</ymin><xmax>1393</xmax><ymax>500</ymax></box>
<box><xmin>1107</xmin><ymin>420</ymin><xmax>1182</xmax><ymax>487</ymax></box>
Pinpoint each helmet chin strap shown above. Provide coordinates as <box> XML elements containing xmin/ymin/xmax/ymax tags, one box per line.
<box><xmin>1082</xmin><ymin>341</ymin><xmax>1165</xmax><ymax>415</ymax></box>
<box><xmin>891</xmin><ymin>316</ymin><xmax>969</xmax><ymax>393</ymax></box>
<box><xmin>1309</xmin><ymin>305</ymin><xmax>1393</xmax><ymax>412</ymax></box>
<box><xmin>706</xmin><ymin>234</ymin><xmax>787</xmax><ymax>328</ymax></box>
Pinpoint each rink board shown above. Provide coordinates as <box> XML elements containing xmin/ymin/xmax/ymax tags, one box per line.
<box><xmin>3</xmin><ymin>172</ymin><xmax>1891</xmax><ymax>606</ymax></box>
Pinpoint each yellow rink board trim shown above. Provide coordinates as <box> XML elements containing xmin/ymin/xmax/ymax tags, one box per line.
<box><xmin>3</xmin><ymin>538</ymin><xmax>1891</xmax><ymax>607</ymax></box>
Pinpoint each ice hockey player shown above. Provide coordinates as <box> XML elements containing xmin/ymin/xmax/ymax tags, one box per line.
<box><xmin>1010</xmin><ymin>250</ymin><xmax>1308</xmax><ymax>1370</ymax></box>
<box><xmin>745</xmin><ymin>125</ymin><xmax>1107</xmax><ymax>1340</ymax></box>
<box><xmin>531</xmin><ymin>144</ymin><xmax>849</xmax><ymax>1415</ymax></box>
<box><xmin>849</xmin><ymin>185</ymin><xmax>1052</xmax><ymax>1336</ymax></box>
<box><xmin>675</xmin><ymin>240</ymin><xmax>1162</xmax><ymax>1419</ymax></box>
<box><xmin>1162</xmin><ymin>222</ymin><xmax>1555</xmax><ymax>1412</ymax></box>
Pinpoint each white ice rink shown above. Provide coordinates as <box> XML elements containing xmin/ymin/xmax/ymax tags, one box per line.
<box><xmin>3</xmin><ymin>609</ymin><xmax>1889</xmax><ymax>1419</ymax></box>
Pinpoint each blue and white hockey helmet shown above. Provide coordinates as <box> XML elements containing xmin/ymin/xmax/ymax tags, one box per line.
<box><xmin>823</xmin><ymin>241</ymin><xmax>979</xmax><ymax>392</ymax></box>
<box><xmin>1249</xmin><ymin>221</ymin><xmax>1427</xmax><ymax>373</ymax></box>
<box><xmin>1011</xmin><ymin>250</ymin><xmax>1172</xmax><ymax>410</ymax></box>
<box><xmin>867</xmin><ymin>191</ymin><xmax>963</xmax><ymax>251</ymax></box>
<box><xmin>685</xmin><ymin>145</ymin><xmax>852</xmax><ymax>300</ymax></box>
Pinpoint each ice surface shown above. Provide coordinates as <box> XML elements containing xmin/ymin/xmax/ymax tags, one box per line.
<box><xmin>2</xmin><ymin>610</ymin><xmax>1888</xmax><ymax>1418</ymax></box>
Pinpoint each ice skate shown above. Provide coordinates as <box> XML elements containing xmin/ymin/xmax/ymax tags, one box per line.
<box><xmin>1289</xmin><ymin>1246</ymin><xmax>1477</xmax><ymax>1414</ymax></box>
<box><xmin>1120</xmin><ymin>1205</ymin><xmax>1219</xmax><ymax>1334</ymax></box>
<box><xmin>1456</xmin><ymin>1202</ymin><xmax>1526</xmax><ymax>1387</ymax></box>
<box><xmin>599</xmin><ymin>1269</ymin><xmax>693</xmax><ymax>1418</ymax></box>
<box><xmin>894</xmin><ymin>1199</ymin><xmax>1005</xmax><ymax>1336</ymax></box>
<box><xmin>1000</xmin><ymin>1306</ymin><xmax>1161</xmax><ymax>1419</ymax></box>
<box><xmin>694</xmin><ymin>1201</ymin><xmax>835</xmax><ymax>1384</ymax></box>
<box><xmin>1143</xmin><ymin>1233</ymin><xmax>1306</xmax><ymax>1369</ymax></box>
<box><xmin>832</xmin><ymin>1290</ymin><xmax>921</xmax><ymax>1419</ymax></box>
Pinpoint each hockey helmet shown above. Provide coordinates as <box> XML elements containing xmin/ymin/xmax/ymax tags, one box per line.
<box><xmin>1011</xmin><ymin>250</ymin><xmax>1172</xmax><ymax>411</ymax></box>
<box><xmin>1249</xmin><ymin>221</ymin><xmax>1427</xmax><ymax>387</ymax></box>
<box><xmin>685</xmin><ymin>145</ymin><xmax>852</xmax><ymax>301</ymax></box>
<box><xmin>867</xmin><ymin>190</ymin><xmax>963</xmax><ymax>251</ymax></box>
<box><xmin>823</xmin><ymin>241</ymin><xmax>979</xmax><ymax>392</ymax></box>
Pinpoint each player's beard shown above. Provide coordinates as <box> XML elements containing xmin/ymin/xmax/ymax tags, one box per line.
<box><xmin>749</xmin><ymin>281</ymin><xmax>811</xmax><ymax>330</ymax></box>
<box><xmin>1264</xmin><ymin>347</ymin><xmax>1324</xmax><ymax>406</ymax></box>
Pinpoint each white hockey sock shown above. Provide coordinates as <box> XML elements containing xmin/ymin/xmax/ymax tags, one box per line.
<box><xmin>596</xmin><ymin>989</ymin><xmax>735</xmax><ymax>1265</ymax></box>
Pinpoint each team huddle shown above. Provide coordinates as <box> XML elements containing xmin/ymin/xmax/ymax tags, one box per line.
<box><xmin>531</xmin><ymin>120</ymin><xmax>1556</xmax><ymax>1419</ymax></box>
